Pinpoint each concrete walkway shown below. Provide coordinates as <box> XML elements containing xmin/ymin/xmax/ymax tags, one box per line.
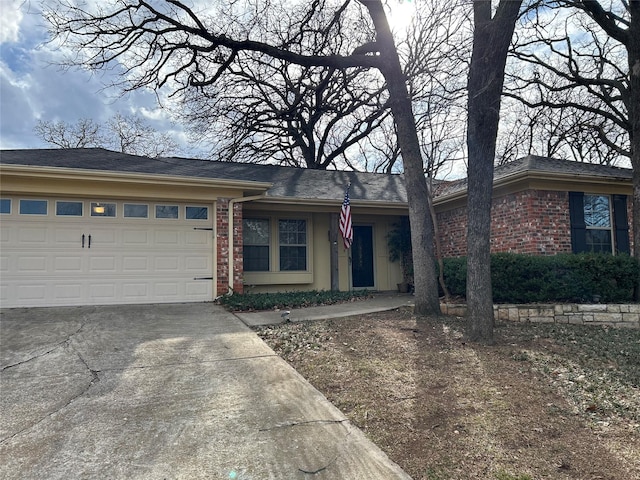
<box><xmin>0</xmin><ymin>302</ymin><xmax>412</xmax><ymax>479</ymax></box>
<box><xmin>237</xmin><ymin>292</ymin><xmax>415</xmax><ymax>326</ymax></box>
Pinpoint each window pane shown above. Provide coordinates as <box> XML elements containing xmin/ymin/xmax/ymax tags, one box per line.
<box><xmin>584</xmin><ymin>195</ymin><xmax>611</xmax><ymax>227</ymax></box>
<box><xmin>56</xmin><ymin>201</ymin><xmax>83</xmax><ymax>216</ymax></box>
<box><xmin>124</xmin><ymin>204</ymin><xmax>149</xmax><ymax>218</ymax></box>
<box><xmin>279</xmin><ymin>219</ymin><xmax>306</xmax><ymax>244</ymax></box>
<box><xmin>20</xmin><ymin>199</ymin><xmax>47</xmax><ymax>215</ymax></box>
<box><xmin>279</xmin><ymin>220</ymin><xmax>306</xmax><ymax>271</ymax></box>
<box><xmin>91</xmin><ymin>202</ymin><xmax>116</xmax><ymax>217</ymax></box>
<box><xmin>243</xmin><ymin>219</ymin><xmax>270</xmax><ymax>271</ymax></box>
<box><xmin>156</xmin><ymin>205</ymin><xmax>179</xmax><ymax>219</ymax></box>
<box><xmin>186</xmin><ymin>206</ymin><xmax>208</xmax><ymax>220</ymax></box>
<box><xmin>244</xmin><ymin>246</ymin><xmax>270</xmax><ymax>271</ymax></box>
<box><xmin>243</xmin><ymin>219</ymin><xmax>270</xmax><ymax>245</ymax></box>
<box><xmin>280</xmin><ymin>246</ymin><xmax>307</xmax><ymax>271</ymax></box>
<box><xmin>586</xmin><ymin>229</ymin><xmax>613</xmax><ymax>254</ymax></box>
<box><xmin>0</xmin><ymin>199</ymin><xmax>11</xmax><ymax>214</ymax></box>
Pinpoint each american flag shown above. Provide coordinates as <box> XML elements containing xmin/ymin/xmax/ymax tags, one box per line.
<box><xmin>339</xmin><ymin>184</ymin><xmax>353</xmax><ymax>249</ymax></box>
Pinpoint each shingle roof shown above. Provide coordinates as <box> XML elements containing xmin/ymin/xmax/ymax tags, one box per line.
<box><xmin>1</xmin><ymin>149</ymin><xmax>632</xmax><ymax>203</ymax></box>
<box><xmin>0</xmin><ymin>148</ymin><xmax>408</xmax><ymax>204</ymax></box>
<box><xmin>436</xmin><ymin>155</ymin><xmax>632</xmax><ymax>197</ymax></box>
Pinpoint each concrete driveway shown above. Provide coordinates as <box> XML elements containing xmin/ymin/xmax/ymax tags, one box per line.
<box><xmin>0</xmin><ymin>303</ymin><xmax>410</xmax><ymax>479</ymax></box>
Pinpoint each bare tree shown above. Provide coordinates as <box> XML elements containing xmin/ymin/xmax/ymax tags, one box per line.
<box><xmin>466</xmin><ymin>0</ymin><xmax>523</xmax><ymax>344</ymax></box>
<box><xmin>182</xmin><ymin>59</ymin><xmax>391</xmax><ymax>169</ymax></box>
<box><xmin>34</xmin><ymin>118</ymin><xmax>105</xmax><ymax>148</ymax></box>
<box><xmin>107</xmin><ymin>113</ymin><xmax>179</xmax><ymax>158</ymax></box>
<box><xmin>497</xmin><ymin>94</ymin><xmax>623</xmax><ymax>165</ymax></box>
<box><xmin>44</xmin><ymin>0</ymin><xmax>441</xmax><ymax>314</ymax></box>
<box><xmin>505</xmin><ymin>1</ymin><xmax>631</xmax><ymax>165</ymax></box>
<box><xmin>34</xmin><ymin>113</ymin><xmax>179</xmax><ymax>157</ymax></box>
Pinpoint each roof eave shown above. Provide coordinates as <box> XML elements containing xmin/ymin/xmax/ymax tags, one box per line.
<box><xmin>0</xmin><ymin>164</ymin><xmax>273</xmax><ymax>192</ymax></box>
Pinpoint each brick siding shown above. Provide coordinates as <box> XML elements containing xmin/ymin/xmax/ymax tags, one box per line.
<box><xmin>437</xmin><ymin>190</ymin><xmax>573</xmax><ymax>257</ymax></box>
<box><xmin>216</xmin><ymin>199</ymin><xmax>244</xmax><ymax>295</ymax></box>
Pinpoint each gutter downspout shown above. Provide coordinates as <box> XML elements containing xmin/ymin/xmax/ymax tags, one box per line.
<box><xmin>227</xmin><ymin>194</ymin><xmax>266</xmax><ymax>294</ymax></box>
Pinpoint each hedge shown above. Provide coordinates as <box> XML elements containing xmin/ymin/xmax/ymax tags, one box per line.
<box><xmin>441</xmin><ymin>253</ymin><xmax>639</xmax><ymax>303</ymax></box>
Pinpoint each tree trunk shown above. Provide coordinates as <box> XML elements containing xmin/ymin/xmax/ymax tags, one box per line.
<box><xmin>466</xmin><ymin>0</ymin><xmax>522</xmax><ymax>343</ymax></box>
<box><xmin>364</xmin><ymin>1</ymin><xmax>441</xmax><ymax>315</ymax></box>
<box><xmin>629</xmin><ymin>1</ymin><xmax>640</xmax><ymax>299</ymax></box>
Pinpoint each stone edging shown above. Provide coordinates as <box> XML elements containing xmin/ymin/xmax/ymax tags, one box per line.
<box><xmin>440</xmin><ymin>303</ymin><xmax>640</xmax><ymax>329</ymax></box>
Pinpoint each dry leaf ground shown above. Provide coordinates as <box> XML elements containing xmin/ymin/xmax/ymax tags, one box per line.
<box><xmin>255</xmin><ymin>308</ymin><xmax>640</xmax><ymax>480</ymax></box>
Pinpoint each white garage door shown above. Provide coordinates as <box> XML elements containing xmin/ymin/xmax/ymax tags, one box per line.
<box><xmin>0</xmin><ymin>197</ymin><xmax>214</xmax><ymax>308</ymax></box>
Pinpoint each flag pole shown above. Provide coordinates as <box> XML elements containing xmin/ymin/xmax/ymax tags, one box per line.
<box><xmin>339</xmin><ymin>182</ymin><xmax>353</xmax><ymax>291</ymax></box>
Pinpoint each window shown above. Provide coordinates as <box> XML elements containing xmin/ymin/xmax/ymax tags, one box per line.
<box><xmin>279</xmin><ymin>219</ymin><xmax>307</xmax><ymax>271</ymax></box>
<box><xmin>583</xmin><ymin>195</ymin><xmax>612</xmax><ymax>253</ymax></box>
<box><xmin>0</xmin><ymin>199</ymin><xmax>11</xmax><ymax>214</ymax></box>
<box><xmin>156</xmin><ymin>205</ymin><xmax>179</xmax><ymax>219</ymax></box>
<box><xmin>124</xmin><ymin>204</ymin><xmax>149</xmax><ymax>218</ymax></box>
<box><xmin>243</xmin><ymin>218</ymin><xmax>270</xmax><ymax>272</ymax></box>
<box><xmin>186</xmin><ymin>206</ymin><xmax>208</xmax><ymax>220</ymax></box>
<box><xmin>91</xmin><ymin>202</ymin><xmax>116</xmax><ymax>217</ymax></box>
<box><xmin>56</xmin><ymin>201</ymin><xmax>83</xmax><ymax>216</ymax></box>
<box><xmin>20</xmin><ymin>199</ymin><xmax>47</xmax><ymax>215</ymax></box>
<box><xmin>569</xmin><ymin>192</ymin><xmax>629</xmax><ymax>254</ymax></box>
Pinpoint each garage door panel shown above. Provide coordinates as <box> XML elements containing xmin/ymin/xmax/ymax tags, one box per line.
<box><xmin>155</xmin><ymin>256</ymin><xmax>180</xmax><ymax>271</ymax></box>
<box><xmin>122</xmin><ymin>283</ymin><xmax>149</xmax><ymax>299</ymax></box>
<box><xmin>54</xmin><ymin>228</ymin><xmax>83</xmax><ymax>246</ymax></box>
<box><xmin>185</xmin><ymin>231</ymin><xmax>210</xmax><ymax>245</ymax></box>
<box><xmin>155</xmin><ymin>231</ymin><xmax>179</xmax><ymax>245</ymax></box>
<box><xmin>89</xmin><ymin>283</ymin><xmax>117</xmax><ymax>300</ymax></box>
<box><xmin>185</xmin><ymin>256</ymin><xmax>210</xmax><ymax>272</ymax></box>
<box><xmin>16</xmin><ymin>283</ymin><xmax>47</xmax><ymax>301</ymax></box>
<box><xmin>18</xmin><ymin>226</ymin><xmax>48</xmax><ymax>243</ymax></box>
<box><xmin>54</xmin><ymin>256</ymin><xmax>84</xmax><ymax>272</ymax></box>
<box><xmin>17</xmin><ymin>256</ymin><xmax>48</xmax><ymax>272</ymax></box>
<box><xmin>122</xmin><ymin>230</ymin><xmax>150</xmax><ymax>245</ymax></box>
<box><xmin>89</xmin><ymin>256</ymin><xmax>118</xmax><ymax>272</ymax></box>
<box><xmin>122</xmin><ymin>257</ymin><xmax>149</xmax><ymax>272</ymax></box>
<box><xmin>154</xmin><ymin>283</ymin><xmax>179</xmax><ymax>297</ymax></box>
<box><xmin>1</xmin><ymin>200</ymin><xmax>214</xmax><ymax>307</ymax></box>
<box><xmin>185</xmin><ymin>281</ymin><xmax>210</xmax><ymax>297</ymax></box>
<box><xmin>54</xmin><ymin>283</ymin><xmax>84</xmax><ymax>300</ymax></box>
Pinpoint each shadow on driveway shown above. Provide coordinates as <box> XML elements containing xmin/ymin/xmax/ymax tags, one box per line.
<box><xmin>0</xmin><ymin>303</ymin><xmax>409</xmax><ymax>479</ymax></box>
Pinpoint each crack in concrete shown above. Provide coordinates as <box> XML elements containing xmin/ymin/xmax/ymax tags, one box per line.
<box><xmin>0</xmin><ymin>324</ymin><xmax>101</xmax><ymax>445</ymax></box>
<box><xmin>258</xmin><ymin>419</ymin><xmax>348</xmax><ymax>432</ymax></box>
<box><xmin>1</xmin><ymin>323</ymin><xmax>84</xmax><ymax>372</ymax></box>
<box><xmin>298</xmin><ymin>454</ymin><xmax>339</xmax><ymax>475</ymax></box>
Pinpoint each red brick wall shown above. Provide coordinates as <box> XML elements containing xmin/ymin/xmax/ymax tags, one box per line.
<box><xmin>628</xmin><ymin>198</ymin><xmax>635</xmax><ymax>256</ymax></box>
<box><xmin>437</xmin><ymin>190</ymin><xmax>572</xmax><ymax>257</ymax></box>
<box><xmin>216</xmin><ymin>199</ymin><xmax>244</xmax><ymax>295</ymax></box>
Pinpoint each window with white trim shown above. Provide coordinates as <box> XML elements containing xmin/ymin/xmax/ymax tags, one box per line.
<box><xmin>279</xmin><ymin>219</ymin><xmax>307</xmax><ymax>271</ymax></box>
<box><xmin>243</xmin><ymin>218</ymin><xmax>270</xmax><ymax>272</ymax></box>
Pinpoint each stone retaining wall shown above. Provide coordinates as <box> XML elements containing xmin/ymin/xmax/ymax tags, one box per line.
<box><xmin>440</xmin><ymin>303</ymin><xmax>640</xmax><ymax>329</ymax></box>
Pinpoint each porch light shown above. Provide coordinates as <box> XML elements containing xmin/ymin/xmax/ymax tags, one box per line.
<box><xmin>93</xmin><ymin>203</ymin><xmax>105</xmax><ymax>214</ymax></box>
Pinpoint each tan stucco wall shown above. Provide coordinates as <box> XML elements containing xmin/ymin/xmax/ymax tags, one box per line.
<box><xmin>243</xmin><ymin>207</ymin><xmax>405</xmax><ymax>293</ymax></box>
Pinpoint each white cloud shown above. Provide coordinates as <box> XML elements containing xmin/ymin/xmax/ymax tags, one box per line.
<box><xmin>0</xmin><ymin>0</ymin><xmax>194</xmax><ymax>155</ymax></box>
<box><xmin>0</xmin><ymin>0</ymin><xmax>24</xmax><ymax>44</ymax></box>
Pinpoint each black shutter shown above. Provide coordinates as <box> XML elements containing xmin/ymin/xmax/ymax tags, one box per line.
<box><xmin>569</xmin><ymin>192</ymin><xmax>586</xmax><ymax>253</ymax></box>
<box><xmin>612</xmin><ymin>194</ymin><xmax>630</xmax><ymax>254</ymax></box>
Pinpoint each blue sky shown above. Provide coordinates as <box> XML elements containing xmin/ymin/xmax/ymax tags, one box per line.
<box><xmin>0</xmin><ymin>0</ymin><xmax>189</xmax><ymax>152</ymax></box>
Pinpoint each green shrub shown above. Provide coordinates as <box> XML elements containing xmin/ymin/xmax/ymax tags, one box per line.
<box><xmin>217</xmin><ymin>289</ymin><xmax>372</xmax><ymax>311</ymax></box>
<box><xmin>442</xmin><ymin>253</ymin><xmax>639</xmax><ymax>303</ymax></box>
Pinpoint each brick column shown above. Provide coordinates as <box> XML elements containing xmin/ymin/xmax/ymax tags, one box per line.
<box><xmin>216</xmin><ymin>199</ymin><xmax>244</xmax><ymax>295</ymax></box>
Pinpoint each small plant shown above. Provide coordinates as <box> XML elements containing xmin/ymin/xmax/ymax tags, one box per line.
<box><xmin>387</xmin><ymin>216</ymin><xmax>413</xmax><ymax>291</ymax></box>
<box><xmin>217</xmin><ymin>289</ymin><xmax>371</xmax><ymax>312</ymax></box>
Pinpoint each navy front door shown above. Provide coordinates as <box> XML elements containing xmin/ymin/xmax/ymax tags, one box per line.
<box><xmin>351</xmin><ymin>225</ymin><xmax>374</xmax><ymax>288</ymax></box>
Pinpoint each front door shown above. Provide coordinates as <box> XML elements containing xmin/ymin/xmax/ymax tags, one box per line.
<box><xmin>351</xmin><ymin>225</ymin><xmax>374</xmax><ymax>288</ymax></box>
